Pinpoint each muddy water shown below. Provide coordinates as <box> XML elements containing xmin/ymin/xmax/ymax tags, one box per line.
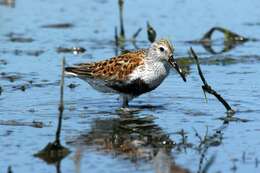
<box><xmin>1</xmin><ymin>0</ymin><xmax>260</xmax><ymax>173</ymax></box>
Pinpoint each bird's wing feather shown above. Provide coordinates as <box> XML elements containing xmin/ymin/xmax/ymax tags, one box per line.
<box><xmin>65</xmin><ymin>49</ymin><xmax>147</xmax><ymax>81</ymax></box>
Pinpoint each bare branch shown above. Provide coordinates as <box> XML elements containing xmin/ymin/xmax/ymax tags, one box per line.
<box><xmin>190</xmin><ymin>47</ymin><xmax>235</xmax><ymax>114</ymax></box>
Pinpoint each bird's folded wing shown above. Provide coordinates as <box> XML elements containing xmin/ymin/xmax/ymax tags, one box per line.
<box><xmin>65</xmin><ymin>50</ymin><xmax>146</xmax><ymax>81</ymax></box>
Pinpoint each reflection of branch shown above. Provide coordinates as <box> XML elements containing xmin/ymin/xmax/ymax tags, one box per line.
<box><xmin>200</xmin><ymin>154</ymin><xmax>216</xmax><ymax>173</ymax></box>
<box><xmin>174</xmin><ymin>129</ymin><xmax>193</xmax><ymax>152</ymax></box>
<box><xmin>0</xmin><ymin>0</ymin><xmax>15</xmax><ymax>8</ymax></box>
<box><xmin>190</xmin><ymin>48</ymin><xmax>235</xmax><ymax>114</ymax></box>
<box><xmin>197</xmin><ymin>146</ymin><xmax>208</xmax><ymax>173</ymax></box>
<box><xmin>174</xmin><ymin>127</ymin><xmax>222</xmax><ymax>173</ymax></box>
<box><xmin>194</xmin><ymin>128</ymin><xmax>222</xmax><ymax>173</ymax></box>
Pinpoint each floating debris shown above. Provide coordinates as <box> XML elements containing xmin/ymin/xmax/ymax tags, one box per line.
<box><xmin>19</xmin><ymin>85</ymin><xmax>26</xmax><ymax>91</ymax></box>
<box><xmin>0</xmin><ymin>72</ymin><xmax>23</xmax><ymax>82</ymax></box>
<box><xmin>0</xmin><ymin>0</ymin><xmax>15</xmax><ymax>7</ymax></box>
<box><xmin>56</xmin><ymin>47</ymin><xmax>86</xmax><ymax>55</ymax></box>
<box><xmin>31</xmin><ymin>81</ymin><xmax>59</xmax><ymax>88</ymax></box>
<box><xmin>0</xmin><ymin>86</ymin><xmax>2</xmax><ymax>95</ymax></box>
<box><xmin>12</xmin><ymin>84</ymin><xmax>28</xmax><ymax>91</ymax></box>
<box><xmin>28</xmin><ymin>108</ymin><xmax>36</xmax><ymax>113</ymax></box>
<box><xmin>17</xmin><ymin>49</ymin><xmax>44</xmax><ymax>56</ymax></box>
<box><xmin>147</xmin><ymin>21</ymin><xmax>156</xmax><ymax>43</ymax></box>
<box><xmin>0</xmin><ymin>59</ymin><xmax>7</xmax><ymax>65</ymax></box>
<box><xmin>3</xmin><ymin>80</ymin><xmax>59</xmax><ymax>93</ymax></box>
<box><xmin>41</xmin><ymin>23</ymin><xmax>74</xmax><ymax>29</ymax></box>
<box><xmin>9</xmin><ymin>36</ymin><xmax>34</xmax><ymax>43</ymax></box>
<box><xmin>0</xmin><ymin>120</ymin><xmax>46</xmax><ymax>128</ymax></box>
<box><xmin>67</xmin><ymin>83</ymin><xmax>79</xmax><ymax>89</ymax></box>
<box><xmin>5</xmin><ymin>32</ymin><xmax>34</xmax><ymax>43</ymax></box>
<box><xmin>0</xmin><ymin>49</ymin><xmax>44</xmax><ymax>56</ymax></box>
<box><xmin>244</xmin><ymin>22</ymin><xmax>260</xmax><ymax>26</ymax></box>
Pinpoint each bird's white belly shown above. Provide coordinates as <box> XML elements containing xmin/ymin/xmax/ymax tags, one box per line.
<box><xmin>129</xmin><ymin>61</ymin><xmax>170</xmax><ymax>89</ymax></box>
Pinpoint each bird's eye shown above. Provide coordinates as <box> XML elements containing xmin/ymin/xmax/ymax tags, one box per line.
<box><xmin>159</xmin><ymin>47</ymin><xmax>164</xmax><ymax>52</ymax></box>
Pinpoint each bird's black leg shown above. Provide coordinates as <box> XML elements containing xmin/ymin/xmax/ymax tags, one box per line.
<box><xmin>122</xmin><ymin>96</ymin><xmax>129</xmax><ymax>108</ymax></box>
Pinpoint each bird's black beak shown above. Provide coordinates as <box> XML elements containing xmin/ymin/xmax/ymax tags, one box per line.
<box><xmin>168</xmin><ymin>55</ymin><xmax>186</xmax><ymax>82</ymax></box>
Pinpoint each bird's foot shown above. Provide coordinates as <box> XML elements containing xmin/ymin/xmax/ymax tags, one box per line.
<box><xmin>116</xmin><ymin>107</ymin><xmax>140</xmax><ymax>114</ymax></box>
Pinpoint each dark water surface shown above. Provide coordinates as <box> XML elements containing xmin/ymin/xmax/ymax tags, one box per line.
<box><xmin>1</xmin><ymin>0</ymin><xmax>260</xmax><ymax>172</ymax></box>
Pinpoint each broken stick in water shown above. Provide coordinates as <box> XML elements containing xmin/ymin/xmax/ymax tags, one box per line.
<box><xmin>189</xmin><ymin>47</ymin><xmax>235</xmax><ymax>115</ymax></box>
<box><xmin>34</xmin><ymin>57</ymin><xmax>70</xmax><ymax>164</ymax></box>
<box><xmin>55</xmin><ymin>57</ymin><xmax>65</xmax><ymax>145</ymax></box>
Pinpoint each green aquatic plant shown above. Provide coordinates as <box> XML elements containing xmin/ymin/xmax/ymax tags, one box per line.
<box><xmin>201</xmin><ymin>27</ymin><xmax>249</xmax><ymax>43</ymax></box>
<box><xmin>188</xmin><ymin>26</ymin><xmax>253</xmax><ymax>54</ymax></box>
<box><xmin>114</xmin><ymin>0</ymin><xmax>158</xmax><ymax>50</ymax></box>
<box><xmin>147</xmin><ymin>21</ymin><xmax>157</xmax><ymax>43</ymax></box>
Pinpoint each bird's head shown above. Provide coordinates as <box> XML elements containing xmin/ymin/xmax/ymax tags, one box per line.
<box><xmin>149</xmin><ymin>39</ymin><xmax>186</xmax><ymax>82</ymax></box>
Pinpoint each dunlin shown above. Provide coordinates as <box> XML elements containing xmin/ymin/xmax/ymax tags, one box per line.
<box><xmin>65</xmin><ymin>39</ymin><xmax>186</xmax><ymax>107</ymax></box>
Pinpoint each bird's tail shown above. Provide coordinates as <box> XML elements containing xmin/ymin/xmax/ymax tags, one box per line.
<box><xmin>65</xmin><ymin>66</ymin><xmax>93</xmax><ymax>77</ymax></box>
<box><xmin>64</xmin><ymin>67</ymin><xmax>80</xmax><ymax>76</ymax></box>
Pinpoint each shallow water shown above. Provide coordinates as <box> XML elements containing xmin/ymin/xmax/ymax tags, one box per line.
<box><xmin>1</xmin><ymin>0</ymin><xmax>260</xmax><ymax>173</ymax></box>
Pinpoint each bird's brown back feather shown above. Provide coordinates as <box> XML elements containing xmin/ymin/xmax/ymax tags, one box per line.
<box><xmin>65</xmin><ymin>49</ymin><xmax>146</xmax><ymax>81</ymax></box>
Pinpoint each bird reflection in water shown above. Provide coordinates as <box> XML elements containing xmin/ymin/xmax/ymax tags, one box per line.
<box><xmin>67</xmin><ymin>111</ymin><xmax>190</xmax><ymax>173</ymax></box>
